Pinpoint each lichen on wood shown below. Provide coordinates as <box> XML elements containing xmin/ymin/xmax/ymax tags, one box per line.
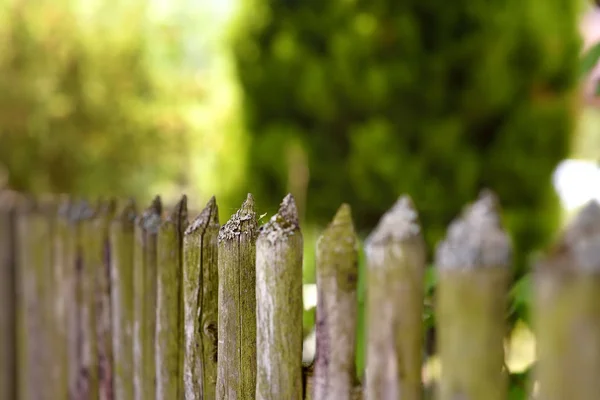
<box><xmin>364</xmin><ymin>195</ymin><xmax>426</xmax><ymax>400</ymax></box>
<box><xmin>256</xmin><ymin>194</ymin><xmax>304</xmax><ymax>400</ymax></box>
<box><xmin>216</xmin><ymin>193</ymin><xmax>258</xmax><ymax>400</ymax></box>
<box><xmin>534</xmin><ymin>200</ymin><xmax>600</xmax><ymax>399</ymax></box>
<box><xmin>434</xmin><ymin>190</ymin><xmax>511</xmax><ymax>400</ymax></box>
<box><xmin>110</xmin><ymin>199</ymin><xmax>137</xmax><ymax>400</ymax></box>
<box><xmin>313</xmin><ymin>204</ymin><xmax>359</xmax><ymax>400</ymax></box>
<box><xmin>156</xmin><ymin>195</ymin><xmax>187</xmax><ymax>400</ymax></box>
<box><xmin>183</xmin><ymin>196</ymin><xmax>219</xmax><ymax>400</ymax></box>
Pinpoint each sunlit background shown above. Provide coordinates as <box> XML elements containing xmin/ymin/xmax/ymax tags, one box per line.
<box><xmin>2</xmin><ymin>0</ymin><xmax>600</xmax><ymax>391</ymax></box>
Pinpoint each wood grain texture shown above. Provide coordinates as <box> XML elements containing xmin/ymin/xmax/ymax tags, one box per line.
<box><xmin>434</xmin><ymin>190</ymin><xmax>511</xmax><ymax>400</ymax></box>
<box><xmin>110</xmin><ymin>199</ymin><xmax>137</xmax><ymax>400</ymax></box>
<box><xmin>133</xmin><ymin>196</ymin><xmax>161</xmax><ymax>400</ymax></box>
<box><xmin>364</xmin><ymin>196</ymin><xmax>426</xmax><ymax>400</ymax></box>
<box><xmin>255</xmin><ymin>194</ymin><xmax>304</xmax><ymax>400</ymax></box>
<box><xmin>156</xmin><ymin>195</ymin><xmax>187</xmax><ymax>400</ymax></box>
<box><xmin>0</xmin><ymin>192</ymin><xmax>17</xmax><ymax>400</ymax></box>
<box><xmin>78</xmin><ymin>201</ymin><xmax>100</xmax><ymax>400</ymax></box>
<box><xmin>313</xmin><ymin>204</ymin><xmax>359</xmax><ymax>400</ymax></box>
<box><xmin>216</xmin><ymin>194</ymin><xmax>258</xmax><ymax>400</ymax></box>
<box><xmin>16</xmin><ymin>197</ymin><xmax>54</xmax><ymax>400</ymax></box>
<box><xmin>535</xmin><ymin>200</ymin><xmax>600</xmax><ymax>400</ymax></box>
<box><xmin>183</xmin><ymin>196</ymin><xmax>219</xmax><ymax>400</ymax></box>
<box><xmin>95</xmin><ymin>199</ymin><xmax>116</xmax><ymax>400</ymax></box>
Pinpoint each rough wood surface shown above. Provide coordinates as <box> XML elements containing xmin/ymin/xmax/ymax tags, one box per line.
<box><xmin>183</xmin><ymin>196</ymin><xmax>219</xmax><ymax>400</ymax></box>
<box><xmin>16</xmin><ymin>198</ymin><xmax>54</xmax><ymax>400</ymax></box>
<box><xmin>64</xmin><ymin>200</ymin><xmax>81</xmax><ymax>400</ymax></box>
<box><xmin>156</xmin><ymin>196</ymin><xmax>188</xmax><ymax>400</ymax></box>
<box><xmin>0</xmin><ymin>192</ymin><xmax>17</xmax><ymax>400</ymax></box>
<box><xmin>434</xmin><ymin>190</ymin><xmax>511</xmax><ymax>400</ymax></box>
<box><xmin>304</xmin><ymin>362</ymin><xmax>362</xmax><ymax>400</ymax></box>
<box><xmin>95</xmin><ymin>199</ymin><xmax>116</xmax><ymax>400</ymax></box>
<box><xmin>78</xmin><ymin>201</ymin><xmax>100</xmax><ymax>399</ymax></box>
<box><xmin>256</xmin><ymin>194</ymin><xmax>304</xmax><ymax>400</ymax></box>
<box><xmin>216</xmin><ymin>194</ymin><xmax>258</xmax><ymax>400</ymax></box>
<box><xmin>364</xmin><ymin>196</ymin><xmax>426</xmax><ymax>400</ymax></box>
<box><xmin>313</xmin><ymin>204</ymin><xmax>359</xmax><ymax>400</ymax></box>
<box><xmin>534</xmin><ymin>200</ymin><xmax>600</xmax><ymax>399</ymax></box>
<box><xmin>133</xmin><ymin>196</ymin><xmax>162</xmax><ymax>400</ymax></box>
<box><xmin>110</xmin><ymin>199</ymin><xmax>137</xmax><ymax>400</ymax></box>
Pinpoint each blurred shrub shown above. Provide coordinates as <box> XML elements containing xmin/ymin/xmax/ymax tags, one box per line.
<box><xmin>231</xmin><ymin>0</ymin><xmax>581</xmax><ymax>277</ymax></box>
<box><xmin>0</xmin><ymin>0</ymin><xmax>195</xmax><ymax>199</ymax></box>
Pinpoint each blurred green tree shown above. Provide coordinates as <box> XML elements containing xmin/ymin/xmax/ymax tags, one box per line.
<box><xmin>231</xmin><ymin>0</ymin><xmax>581</xmax><ymax>276</ymax></box>
<box><xmin>0</xmin><ymin>0</ymin><xmax>194</xmax><ymax>199</ymax></box>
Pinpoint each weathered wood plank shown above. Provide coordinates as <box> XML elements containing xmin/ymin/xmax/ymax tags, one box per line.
<box><xmin>110</xmin><ymin>199</ymin><xmax>137</xmax><ymax>400</ymax></box>
<box><xmin>313</xmin><ymin>204</ymin><xmax>359</xmax><ymax>400</ymax></box>
<box><xmin>156</xmin><ymin>196</ymin><xmax>187</xmax><ymax>400</ymax></box>
<box><xmin>16</xmin><ymin>197</ymin><xmax>54</xmax><ymax>400</ymax></box>
<box><xmin>95</xmin><ymin>199</ymin><xmax>116</xmax><ymax>400</ymax></box>
<box><xmin>216</xmin><ymin>194</ymin><xmax>258</xmax><ymax>400</ymax></box>
<box><xmin>364</xmin><ymin>196</ymin><xmax>426</xmax><ymax>400</ymax></box>
<box><xmin>0</xmin><ymin>191</ymin><xmax>17</xmax><ymax>400</ymax></box>
<box><xmin>435</xmin><ymin>190</ymin><xmax>511</xmax><ymax>400</ymax></box>
<box><xmin>52</xmin><ymin>198</ymin><xmax>73</xmax><ymax>400</ymax></box>
<box><xmin>133</xmin><ymin>196</ymin><xmax>161</xmax><ymax>400</ymax></box>
<box><xmin>77</xmin><ymin>201</ymin><xmax>100</xmax><ymax>399</ymax></box>
<box><xmin>256</xmin><ymin>194</ymin><xmax>304</xmax><ymax>400</ymax></box>
<box><xmin>183</xmin><ymin>196</ymin><xmax>219</xmax><ymax>400</ymax></box>
<box><xmin>534</xmin><ymin>201</ymin><xmax>600</xmax><ymax>399</ymax></box>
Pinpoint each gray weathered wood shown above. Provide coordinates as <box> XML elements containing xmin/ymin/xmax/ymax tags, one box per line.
<box><xmin>110</xmin><ymin>199</ymin><xmax>137</xmax><ymax>400</ymax></box>
<box><xmin>0</xmin><ymin>191</ymin><xmax>17</xmax><ymax>400</ymax></box>
<box><xmin>534</xmin><ymin>200</ymin><xmax>600</xmax><ymax>399</ymax></box>
<box><xmin>364</xmin><ymin>196</ymin><xmax>426</xmax><ymax>400</ymax></box>
<box><xmin>78</xmin><ymin>201</ymin><xmax>100</xmax><ymax>399</ymax></box>
<box><xmin>434</xmin><ymin>190</ymin><xmax>511</xmax><ymax>400</ymax></box>
<box><xmin>16</xmin><ymin>197</ymin><xmax>54</xmax><ymax>400</ymax></box>
<box><xmin>94</xmin><ymin>199</ymin><xmax>116</xmax><ymax>400</ymax></box>
<box><xmin>216</xmin><ymin>193</ymin><xmax>258</xmax><ymax>400</ymax></box>
<box><xmin>133</xmin><ymin>196</ymin><xmax>162</xmax><ymax>400</ymax></box>
<box><xmin>183</xmin><ymin>196</ymin><xmax>219</xmax><ymax>400</ymax></box>
<box><xmin>52</xmin><ymin>199</ymin><xmax>72</xmax><ymax>400</ymax></box>
<box><xmin>313</xmin><ymin>204</ymin><xmax>359</xmax><ymax>400</ymax></box>
<box><xmin>64</xmin><ymin>200</ymin><xmax>81</xmax><ymax>399</ymax></box>
<box><xmin>156</xmin><ymin>195</ymin><xmax>188</xmax><ymax>400</ymax></box>
<box><xmin>256</xmin><ymin>194</ymin><xmax>304</xmax><ymax>400</ymax></box>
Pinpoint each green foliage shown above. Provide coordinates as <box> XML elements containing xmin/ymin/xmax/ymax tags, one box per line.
<box><xmin>0</xmin><ymin>0</ymin><xmax>197</xmax><ymax>199</ymax></box>
<box><xmin>231</xmin><ymin>0</ymin><xmax>581</xmax><ymax>281</ymax></box>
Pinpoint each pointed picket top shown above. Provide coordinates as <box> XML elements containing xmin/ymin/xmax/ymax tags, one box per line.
<box><xmin>258</xmin><ymin>193</ymin><xmax>300</xmax><ymax>245</ymax></box>
<box><xmin>185</xmin><ymin>196</ymin><xmax>218</xmax><ymax>236</ymax></box>
<box><xmin>98</xmin><ymin>198</ymin><xmax>117</xmax><ymax>218</ymax></box>
<box><xmin>113</xmin><ymin>198</ymin><xmax>137</xmax><ymax>224</ymax></box>
<box><xmin>365</xmin><ymin>195</ymin><xmax>423</xmax><ymax>265</ymax></box>
<box><xmin>138</xmin><ymin>196</ymin><xmax>162</xmax><ymax>234</ymax></box>
<box><xmin>164</xmin><ymin>195</ymin><xmax>187</xmax><ymax>228</ymax></box>
<box><xmin>436</xmin><ymin>189</ymin><xmax>512</xmax><ymax>270</ymax></box>
<box><xmin>544</xmin><ymin>200</ymin><xmax>600</xmax><ymax>273</ymax></box>
<box><xmin>218</xmin><ymin>193</ymin><xmax>258</xmax><ymax>242</ymax></box>
<box><xmin>318</xmin><ymin>203</ymin><xmax>356</xmax><ymax>248</ymax></box>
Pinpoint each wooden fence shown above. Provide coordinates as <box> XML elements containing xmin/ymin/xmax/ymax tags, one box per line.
<box><xmin>1</xmin><ymin>188</ymin><xmax>599</xmax><ymax>400</ymax></box>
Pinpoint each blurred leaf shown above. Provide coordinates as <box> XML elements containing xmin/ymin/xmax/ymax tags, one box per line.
<box><xmin>580</xmin><ymin>41</ymin><xmax>600</xmax><ymax>79</ymax></box>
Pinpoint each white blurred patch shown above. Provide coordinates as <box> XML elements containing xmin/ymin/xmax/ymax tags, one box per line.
<box><xmin>303</xmin><ymin>284</ymin><xmax>318</xmax><ymax>310</ymax></box>
<box><xmin>553</xmin><ymin>159</ymin><xmax>600</xmax><ymax>211</ymax></box>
